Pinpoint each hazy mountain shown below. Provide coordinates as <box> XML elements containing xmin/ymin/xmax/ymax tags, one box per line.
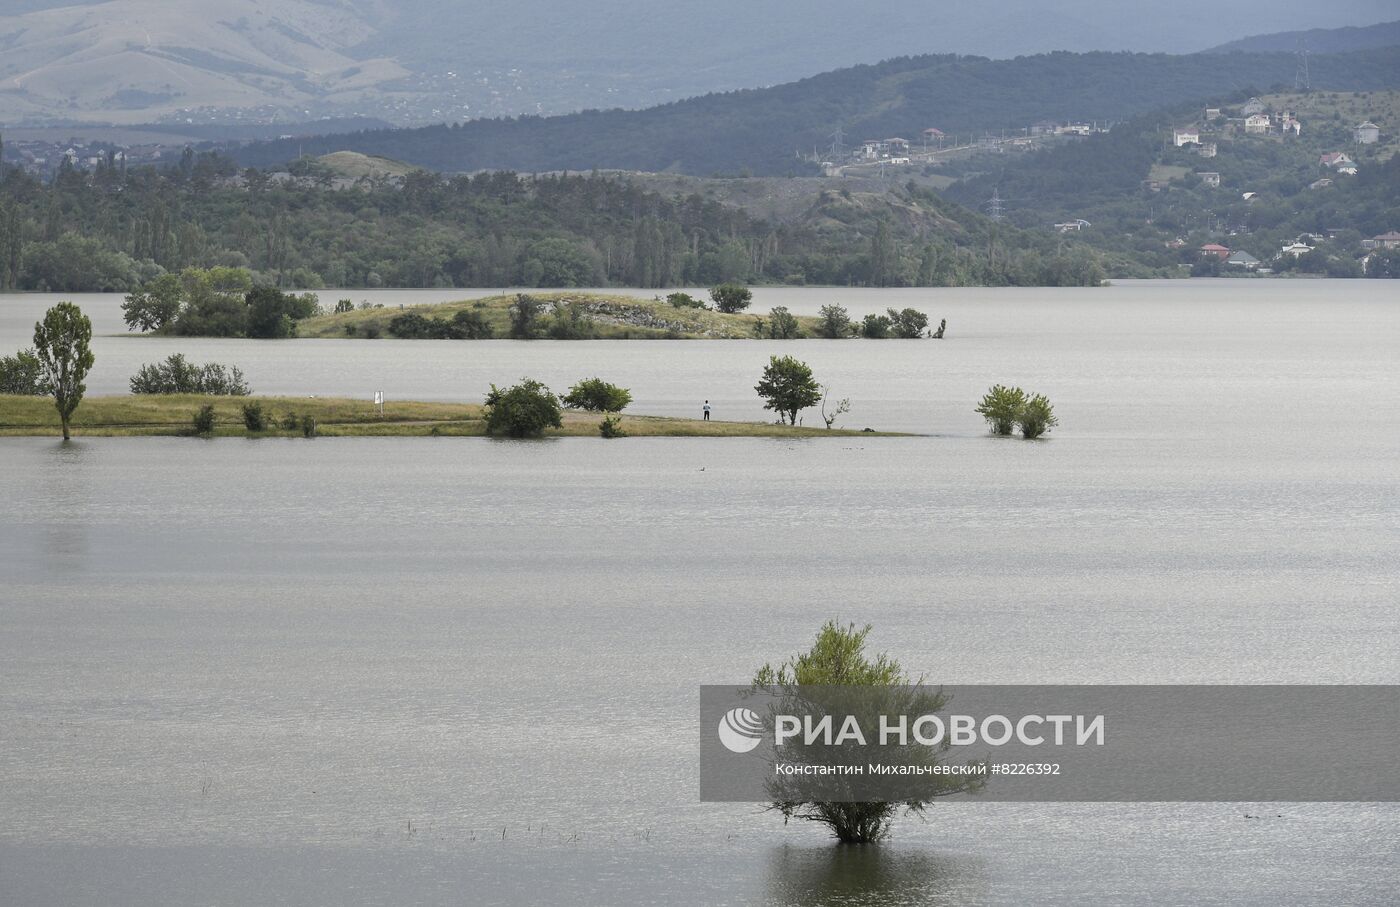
<box><xmin>1</xmin><ymin>0</ymin><xmax>1396</xmax><ymax>126</ymax></box>
<box><xmin>234</xmin><ymin>47</ymin><xmax>1400</xmax><ymax>176</ymax></box>
<box><xmin>1206</xmin><ymin>19</ymin><xmax>1400</xmax><ymax>54</ymax></box>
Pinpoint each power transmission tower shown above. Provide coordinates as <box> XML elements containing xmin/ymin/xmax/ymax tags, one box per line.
<box><xmin>828</xmin><ymin>126</ymin><xmax>846</xmax><ymax>159</ymax></box>
<box><xmin>1294</xmin><ymin>40</ymin><xmax>1311</xmax><ymax>91</ymax></box>
<box><xmin>986</xmin><ymin>188</ymin><xmax>1005</xmax><ymax>221</ymax></box>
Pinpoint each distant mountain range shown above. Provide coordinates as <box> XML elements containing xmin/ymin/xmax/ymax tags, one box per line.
<box><xmin>1206</xmin><ymin>19</ymin><xmax>1400</xmax><ymax>53</ymax></box>
<box><xmin>0</xmin><ymin>1</ymin><xmax>1395</xmax><ymax>127</ymax></box>
<box><xmin>233</xmin><ymin>47</ymin><xmax>1400</xmax><ymax>177</ymax></box>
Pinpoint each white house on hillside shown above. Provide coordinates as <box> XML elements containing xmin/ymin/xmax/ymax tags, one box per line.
<box><xmin>1355</xmin><ymin>122</ymin><xmax>1380</xmax><ymax>144</ymax></box>
<box><xmin>1244</xmin><ymin>114</ymin><xmax>1272</xmax><ymax>135</ymax></box>
<box><xmin>1173</xmin><ymin>127</ymin><xmax>1201</xmax><ymax>146</ymax></box>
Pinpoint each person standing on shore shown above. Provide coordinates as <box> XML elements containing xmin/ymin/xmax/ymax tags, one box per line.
<box><xmin>703</xmin><ymin>400</ymin><xmax>711</xmax><ymax>421</ymax></box>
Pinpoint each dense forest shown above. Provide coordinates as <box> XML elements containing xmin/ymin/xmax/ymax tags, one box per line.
<box><xmin>233</xmin><ymin>48</ymin><xmax>1400</xmax><ymax>177</ymax></box>
<box><xmin>941</xmin><ymin>91</ymin><xmax>1400</xmax><ymax>276</ymax></box>
<box><xmin>0</xmin><ymin>154</ymin><xmax>1104</xmax><ymax>292</ymax></box>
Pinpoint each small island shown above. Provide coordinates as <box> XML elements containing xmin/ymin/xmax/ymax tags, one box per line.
<box><xmin>0</xmin><ymin>394</ymin><xmax>902</xmax><ymax>439</ymax></box>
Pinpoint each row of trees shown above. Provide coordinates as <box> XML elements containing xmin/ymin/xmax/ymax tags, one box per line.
<box><xmin>0</xmin><ymin>157</ymin><xmax>1109</xmax><ymax>293</ymax></box>
<box><xmin>122</xmin><ymin>268</ymin><xmax>321</xmax><ymax>337</ymax></box>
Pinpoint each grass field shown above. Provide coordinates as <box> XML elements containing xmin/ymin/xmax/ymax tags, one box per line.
<box><xmin>0</xmin><ymin>394</ymin><xmax>900</xmax><ymax>439</ymax></box>
<box><xmin>296</xmin><ymin>291</ymin><xmax>828</xmax><ymax>340</ymax></box>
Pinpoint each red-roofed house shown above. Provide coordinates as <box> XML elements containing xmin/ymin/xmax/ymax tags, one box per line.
<box><xmin>1199</xmin><ymin>243</ymin><xmax>1231</xmax><ymax>260</ymax></box>
<box><xmin>1320</xmin><ymin>152</ymin><xmax>1354</xmax><ymax>169</ymax></box>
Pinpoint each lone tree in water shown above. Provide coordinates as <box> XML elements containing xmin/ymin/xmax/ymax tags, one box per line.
<box><xmin>755</xmin><ymin>355</ymin><xmax>821</xmax><ymax>425</ymax></box>
<box><xmin>753</xmin><ymin>622</ymin><xmax>984</xmax><ymax>843</ymax></box>
<box><xmin>33</xmin><ymin>302</ymin><xmax>94</xmax><ymax>441</ymax></box>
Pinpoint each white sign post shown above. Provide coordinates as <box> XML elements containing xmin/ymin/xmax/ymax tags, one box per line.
<box><xmin>374</xmin><ymin>390</ymin><xmax>383</xmax><ymax>416</ymax></box>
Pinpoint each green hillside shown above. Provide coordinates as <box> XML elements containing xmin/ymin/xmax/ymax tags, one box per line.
<box><xmin>941</xmin><ymin>90</ymin><xmax>1400</xmax><ymax>276</ymax></box>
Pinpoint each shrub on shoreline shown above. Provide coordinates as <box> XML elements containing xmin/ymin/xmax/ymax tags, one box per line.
<box><xmin>563</xmin><ymin>378</ymin><xmax>632</xmax><ymax>412</ymax></box>
<box><xmin>484</xmin><ymin>378</ymin><xmax>563</xmax><ymax>437</ymax></box>
<box><xmin>130</xmin><ymin>354</ymin><xmax>250</xmax><ymax>396</ymax></box>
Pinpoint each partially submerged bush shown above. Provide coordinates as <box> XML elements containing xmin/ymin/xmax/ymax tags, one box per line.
<box><xmin>975</xmin><ymin>384</ymin><xmax>1027</xmax><ymax>436</ymax></box>
<box><xmin>975</xmin><ymin>385</ymin><xmax>1058</xmax><ymax>439</ymax></box>
<box><xmin>484</xmin><ymin>378</ymin><xmax>563</xmax><ymax>437</ymax></box>
<box><xmin>563</xmin><ymin>377</ymin><xmax>632</xmax><ymax>412</ymax></box>
<box><xmin>1018</xmin><ymin>393</ymin><xmax>1058</xmax><ymax>439</ymax></box>
<box><xmin>130</xmin><ymin>354</ymin><xmax>250</xmax><ymax>395</ymax></box>
<box><xmin>599</xmin><ymin>415</ymin><xmax>626</xmax><ymax>438</ymax></box>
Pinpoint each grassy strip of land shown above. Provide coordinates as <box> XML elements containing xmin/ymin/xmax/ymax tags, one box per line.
<box><xmin>0</xmin><ymin>394</ymin><xmax>900</xmax><ymax>438</ymax></box>
<box><xmin>297</xmin><ymin>291</ymin><xmax>824</xmax><ymax>340</ymax></box>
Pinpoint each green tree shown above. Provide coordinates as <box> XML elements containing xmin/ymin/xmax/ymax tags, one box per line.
<box><xmin>667</xmin><ymin>292</ymin><xmax>706</xmax><ymax>309</ymax></box>
<box><xmin>887</xmin><ymin>307</ymin><xmax>929</xmax><ymax>338</ymax></box>
<box><xmin>0</xmin><ymin>348</ymin><xmax>47</xmax><ymax>395</ymax></box>
<box><xmin>765</xmin><ymin>306</ymin><xmax>802</xmax><ymax>339</ymax></box>
<box><xmin>975</xmin><ymin>384</ymin><xmax>1027</xmax><ymax>436</ymax></box>
<box><xmin>755</xmin><ymin>355</ymin><xmax>822</xmax><ymax>425</ymax></box>
<box><xmin>710</xmin><ymin>284</ymin><xmax>753</xmax><ymax>313</ymax></box>
<box><xmin>192</xmin><ymin>404</ymin><xmax>216</xmax><ymax>435</ymax></box>
<box><xmin>1017</xmin><ymin>393</ymin><xmax>1058</xmax><ymax>439</ymax></box>
<box><xmin>509</xmin><ymin>294</ymin><xmax>545</xmax><ymax>339</ymax></box>
<box><xmin>562</xmin><ymin>377</ymin><xmax>632</xmax><ymax>412</ymax></box>
<box><xmin>121</xmin><ymin>272</ymin><xmax>182</xmax><ymax>332</ymax></box>
<box><xmin>860</xmin><ymin>313</ymin><xmax>893</xmax><ymax>338</ymax></box>
<box><xmin>753</xmin><ymin>622</ymin><xmax>984</xmax><ymax>843</ymax></box>
<box><xmin>32</xmin><ymin>301</ymin><xmax>95</xmax><ymax>440</ymax></box>
<box><xmin>484</xmin><ymin>378</ymin><xmax>563</xmax><ymax>437</ymax></box>
<box><xmin>815</xmin><ymin>304</ymin><xmax>852</xmax><ymax>338</ymax></box>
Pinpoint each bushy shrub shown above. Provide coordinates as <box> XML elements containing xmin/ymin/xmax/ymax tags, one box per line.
<box><xmin>452</xmin><ymin>309</ymin><xmax>494</xmax><ymax>338</ymax></box>
<box><xmin>509</xmin><ymin>294</ymin><xmax>546</xmax><ymax>339</ymax></box>
<box><xmin>765</xmin><ymin>306</ymin><xmax>802</xmax><ymax>339</ymax></box>
<box><xmin>192</xmin><ymin>404</ymin><xmax>216</xmax><ymax>435</ymax></box>
<box><xmin>599</xmin><ymin>415</ymin><xmax>627</xmax><ymax>438</ymax></box>
<box><xmin>300</xmin><ymin>415</ymin><xmax>317</xmax><ymax>438</ymax></box>
<box><xmin>280</xmin><ymin>412</ymin><xmax>300</xmax><ymax>431</ymax></box>
<box><xmin>0</xmin><ymin>349</ymin><xmax>47</xmax><ymax>395</ymax></box>
<box><xmin>545</xmin><ymin>303</ymin><xmax>598</xmax><ymax>339</ymax></box>
<box><xmin>709</xmin><ymin>284</ymin><xmax>752</xmax><ymax>313</ymax></box>
<box><xmin>242</xmin><ymin>402</ymin><xmax>266</xmax><ymax>432</ymax></box>
<box><xmin>860</xmin><ymin>313</ymin><xmax>893</xmax><ymax>338</ymax></box>
<box><xmin>975</xmin><ymin>384</ymin><xmax>1026</xmax><ymax>436</ymax></box>
<box><xmin>815</xmin><ymin>304</ymin><xmax>852</xmax><ymax>338</ymax></box>
<box><xmin>1018</xmin><ymin>393</ymin><xmax>1058</xmax><ymax>439</ymax></box>
<box><xmin>563</xmin><ymin>377</ymin><xmax>632</xmax><ymax>412</ymax></box>
<box><xmin>887</xmin><ymin>307</ymin><xmax>929</xmax><ymax>338</ymax></box>
<box><xmin>667</xmin><ymin>292</ymin><xmax>706</xmax><ymax>309</ymax></box>
<box><xmin>484</xmin><ymin>378</ymin><xmax>563</xmax><ymax>437</ymax></box>
<box><xmin>334</xmin><ymin>299</ymin><xmax>355</xmax><ymax>314</ymax></box>
<box><xmin>975</xmin><ymin>385</ymin><xmax>1058</xmax><ymax>438</ymax></box>
<box><xmin>130</xmin><ymin>354</ymin><xmax>250</xmax><ymax>395</ymax></box>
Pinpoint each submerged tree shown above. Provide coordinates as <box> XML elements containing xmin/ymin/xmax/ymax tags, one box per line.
<box><xmin>975</xmin><ymin>384</ymin><xmax>1027</xmax><ymax>436</ymax></box>
<box><xmin>33</xmin><ymin>302</ymin><xmax>94</xmax><ymax>440</ymax></box>
<box><xmin>1017</xmin><ymin>393</ymin><xmax>1058</xmax><ymax>439</ymax></box>
<box><xmin>753</xmin><ymin>622</ymin><xmax>983</xmax><ymax>843</ymax></box>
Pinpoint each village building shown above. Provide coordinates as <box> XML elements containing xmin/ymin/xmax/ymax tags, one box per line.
<box><xmin>1370</xmin><ymin>231</ymin><xmax>1400</xmax><ymax>250</ymax></box>
<box><xmin>1197</xmin><ymin>172</ymin><xmax>1221</xmax><ymax>188</ymax></box>
<box><xmin>1277</xmin><ymin>243</ymin><xmax>1313</xmax><ymax>259</ymax></box>
<box><xmin>1205</xmin><ymin>108</ymin><xmax>1222</xmax><ymax>121</ymax></box>
<box><xmin>1244</xmin><ymin>114</ymin><xmax>1272</xmax><ymax>135</ymax></box>
<box><xmin>1337</xmin><ymin>164</ymin><xmax>1358</xmax><ymax>176</ymax></box>
<box><xmin>1173</xmin><ymin>127</ymin><xmax>1201</xmax><ymax>146</ymax></box>
<box><xmin>1054</xmin><ymin>219</ymin><xmax>1092</xmax><ymax>233</ymax></box>
<box><xmin>1226</xmin><ymin>251</ymin><xmax>1260</xmax><ymax>270</ymax></box>
<box><xmin>1196</xmin><ymin>142</ymin><xmax>1218</xmax><ymax>158</ymax></box>
<box><xmin>1241</xmin><ymin>97</ymin><xmax>1266</xmax><ymax>116</ymax></box>
<box><xmin>922</xmin><ymin>128</ymin><xmax>946</xmax><ymax>146</ymax></box>
<box><xmin>1029</xmin><ymin>122</ymin><xmax>1058</xmax><ymax>137</ymax></box>
<box><xmin>1319</xmin><ymin>152</ymin><xmax>1354</xmax><ymax>169</ymax></box>
<box><xmin>1199</xmin><ymin>243</ymin><xmax>1231</xmax><ymax>260</ymax></box>
<box><xmin>1309</xmin><ymin>177</ymin><xmax>1333</xmax><ymax>190</ymax></box>
<box><xmin>1277</xmin><ymin>112</ymin><xmax>1301</xmax><ymax>136</ymax></box>
<box><xmin>1354</xmin><ymin>121</ymin><xmax>1380</xmax><ymax>144</ymax></box>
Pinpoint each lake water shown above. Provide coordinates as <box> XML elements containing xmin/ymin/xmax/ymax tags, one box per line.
<box><xmin>1</xmin><ymin>281</ymin><xmax>1397</xmax><ymax>905</ymax></box>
